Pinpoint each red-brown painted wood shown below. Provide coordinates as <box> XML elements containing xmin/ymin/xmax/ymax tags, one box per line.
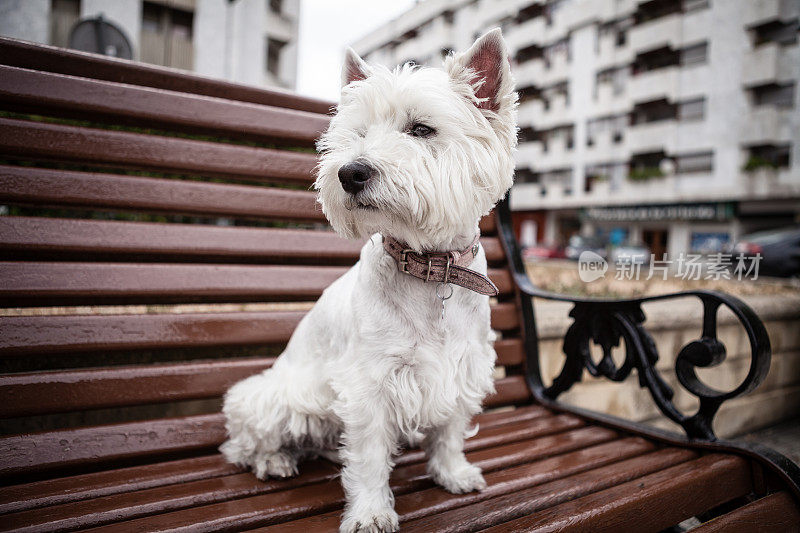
<box><xmin>399</xmin><ymin>448</ymin><xmax>697</xmax><ymax>533</ymax></box>
<box><xmin>0</xmin><ymin>406</ymin><xmax>549</xmax><ymax>515</ymax></box>
<box><xmin>254</xmin><ymin>434</ymin><xmax>647</xmax><ymax>533</ymax></box>
<box><xmin>0</xmin><ymin>414</ymin><xmax>226</xmax><ymax>476</ymax></box>
<box><xmin>71</xmin><ymin>417</ymin><xmax>588</xmax><ymax>532</ymax></box>
<box><xmin>480</xmin><ymin>454</ymin><xmax>752</xmax><ymax>532</ymax></box>
<box><xmin>0</xmin><ymin>216</ymin><xmax>364</xmax><ymax>263</ymax></box>
<box><xmin>0</xmin><ymin>65</ymin><xmax>329</xmax><ymax>145</ymax></box>
<box><xmin>0</xmin><ymin>262</ymin><xmax>513</xmax><ymax>305</ymax></box>
<box><xmin>0</xmin><ymin>165</ymin><xmax>326</xmax><ymax>222</ymax></box>
<box><xmin>0</xmin><ymin>216</ymin><xmax>505</xmax><ymax>264</ymax></box>
<box><xmin>0</xmin><ymin>37</ymin><xmax>334</xmax><ymax>114</ymax></box>
<box><xmin>0</xmin><ymin>118</ymin><xmax>319</xmax><ymax>185</ymax></box>
<box><xmin>0</xmin><ymin>378</ymin><xmax>535</xmax><ymax>476</ymax></box>
<box><xmin>0</xmin><ymin>306</ymin><xmax>516</xmax><ymax>357</ymax></box>
<box><xmin>692</xmin><ymin>492</ymin><xmax>800</xmax><ymax>533</ymax></box>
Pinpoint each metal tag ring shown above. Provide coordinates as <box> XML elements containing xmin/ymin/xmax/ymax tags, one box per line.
<box><xmin>436</xmin><ymin>282</ymin><xmax>454</xmax><ymax>300</ymax></box>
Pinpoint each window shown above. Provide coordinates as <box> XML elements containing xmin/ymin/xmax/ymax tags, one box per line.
<box><xmin>140</xmin><ymin>2</ymin><xmax>194</xmax><ymax>70</ymax></box>
<box><xmin>266</xmin><ymin>38</ymin><xmax>287</xmax><ymax>77</ymax></box>
<box><xmin>747</xmin><ymin>144</ymin><xmax>791</xmax><ymax>169</ymax></box>
<box><xmin>515</xmin><ymin>168</ymin><xmax>540</xmax><ymax>184</ymax></box>
<box><xmin>678</xmin><ymin>98</ymin><xmax>705</xmax><ymax>121</ymax></box>
<box><xmin>50</xmin><ymin>0</ymin><xmax>80</xmax><ymax>48</ymax></box>
<box><xmin>680</xmin><ymin>42</ymin><xmax>708</xmax><ymax>66</ymax></box>
<box><xmin>675</xmin><ymin>151</ymin><xmax>713</xmax><ymax>173</ymax></box>
<box><xmin>442</xmin><ymin>10</ymin><xmax>455</xmax><ymax>25</ymax></box>
<box><xmin>752</xmin><ymin>83</ymin><xmax>795</xmax><ymax>108</ymax></box>
<box><xmin>269</xmin><ymin>0</ymin><xmax>283</xmax><ymax>16</ymax></box>
<box><xmin>518</xmin><ymin>84</ymin><xmax>541</xmax><ymax>103</ymax></box>
<box><xmin>751</xmin><ymin>20</ymin><xmax>799</xmax><ymax>47</ymax></box>
<box><xmin>516</xmin><ymin>44</ymin><xmax>543</xmax><ymax>64</ymax></box>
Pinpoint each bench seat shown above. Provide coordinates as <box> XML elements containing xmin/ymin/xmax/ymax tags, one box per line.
<box><xmin>0</xmin><ymin>37</ymin><xmax>798</xmax><ymax>532</ymax></box>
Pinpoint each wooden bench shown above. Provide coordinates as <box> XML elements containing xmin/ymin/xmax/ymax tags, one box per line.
<box><xmin>0</xmin><ymin>37</ymin><xmax>798</xmax><ymax>532</ymax></box>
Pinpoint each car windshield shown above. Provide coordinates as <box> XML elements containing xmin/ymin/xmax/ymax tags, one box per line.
<box><xmin>741</xmin><ymin>226</ymin><xmax>800</xmax><ymax>245</ymax></box>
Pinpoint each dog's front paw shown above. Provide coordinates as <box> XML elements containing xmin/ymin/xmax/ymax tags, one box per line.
<box><xmin>253</xmin><ymin>451</ymin><xmax>298</xmax><ymax>480</ymax></box>
<box><xmin>432</xmin><ymin>463</ymin><xmax>487</xmax><ymax>494</ymax></box>
<box><xmin>340</xmin><ymin>507</ymin><xmax>399</xmax><ymax>533</ymax></box>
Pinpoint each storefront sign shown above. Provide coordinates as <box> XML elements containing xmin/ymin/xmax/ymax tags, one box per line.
<box><xmin>583</xmin><ymin>202</ymin><xmax>734</xmax><ymax>222</ymax></box>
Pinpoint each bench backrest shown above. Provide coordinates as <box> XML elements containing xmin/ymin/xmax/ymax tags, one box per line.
<box><xmin>0</xmin><ymin>38</ymin><xmax>530</xmax><ymax>482</ymax></box>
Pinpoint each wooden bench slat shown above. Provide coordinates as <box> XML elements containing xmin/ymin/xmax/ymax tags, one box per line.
<box><xmin>255</xmin><ymin>433</ymin><xmax>644</xmax><ymax>533</ymax></box>
<box><xmin>0</xmin><ymin>358</ymin><xmax>276</xmax><ymax>418</ymax></box>
<box><xmin>0</xmin><ymin>118</ymin><xmax>318</xmax><ymax>185</ymax></box>
<box><xmin>0</xmin><ymin>307</ymin><xmax>517</xmax><ymax>357</ymax></box>
<box><xmin>691</xmin><ymin>492</ymin><xmax>800</xmax><ymax>533</ymax></box>
<box><xmin>0</xmin><ymin>262</ymin><xmax>513</xmax><ymax>305</ymax></box>
<box><xmin>0</xmin><ymin>406</ymin><xmax>550</xmax><ymax>515</ymax></box>
<box><xmin>0</xmin><ymin>413</ymin><xmax>226</xmax><ymax>477</ymax></box>
<box><xmin>0</xmin><ymin>65</ymin><xmax>329</xmax><ymax>145</ymax></box>
<box><xmin>0</xmin><ymin>165</ymin><xmax>325</xmax><ymax>222</ymax></box>
<box><xmin>481</xmin><ymin>454</ymin><xmax>753</xmax><ymax>533</ymax></box>
<box><xmin>0</xmin><ymin>216</ymin><xmax>506</xmax><ymax>263</ymax></box>
<box><xmin>0</xmin><ymin>216</ymin><xmax>363</xmax><ymax>262</ymax></box>
<box><xmin>0</xmin><ymin>311</ymin><xmax>306</xmax><ymax>355</ymax></box>
<box><xmin>0</xmin><ymin>262</ymin><xmax>348</xmax><ymax>305</ymax></box>
<box><xmin>0</xmin><ymin>376</ymin><xmax>533</xmax><ymax>476</ymax></box>
<box><xmin>67</xmin><ymin>415</ymin><xmax>586</xmax><ymax>533</ymax></box>
<box><xmin>0</xmin><ymin>37</ymin><xmax>333</xmax><ymax>114</ymax></box>
<box><xmin>399</xmin><ymin>448</ymin><xmax>697</xmax><ymax>533</ymax></box>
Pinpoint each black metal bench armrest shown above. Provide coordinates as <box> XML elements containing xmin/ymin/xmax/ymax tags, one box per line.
<box><xmin>495</xmin><ymin>197</ymin><xmax>772</xmax><ymax>441</ymax></box>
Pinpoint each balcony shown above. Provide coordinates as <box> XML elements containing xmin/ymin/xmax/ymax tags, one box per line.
<box><xmin>628</xmin><ymin>66</ymin><xmax>678</xmax><ymax>103</ymax></box>
<box><xmin>537</xmin><ymin>94</ymin><xmax>570</xmax><ymax>130</ymax></box>
<box><xmin>741</xmin><ymin>42</ymin><xmax>796</xmax><ymax>87</ymax></box>
<box><xmin>627</xmin><ymin>120</ymin><xmax>677</xmax><ymax>153</ymax></box>
<box><xmin>629</xmin><ymin>13</ymin><xmax>682</xmax><ymax>53</ymax></box>
<box><xmin>506</xmin><ymin>16</ymin><xmax>546</xmax><ymax>52</ymax></box>
<box><xmin>516</xmin><ymin>141</ymin><xmax>544</xmax><ymax>166</ymax></box>
<box><xmin>517</xmin><ymin>100</ymin><xmax>544</xmax><ymax>127</ymax></box>
<box><xmin>513</xmin><ymin>59</ymin><xmax>545</xmax><ymax>87</ymax></box>
<box><xmin>741</xmin><ymin>106</ymin><xmax>794</xmax><ymax>145</ymax></box>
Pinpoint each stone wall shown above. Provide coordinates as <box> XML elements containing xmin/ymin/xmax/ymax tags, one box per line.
<box><xmin>532</xmin><ymin>294</ymin><xmax>800</xmax><ymax>439</ymax></box>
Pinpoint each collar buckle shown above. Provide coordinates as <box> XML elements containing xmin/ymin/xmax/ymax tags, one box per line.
<box><xmin>399</xmin><ymin>248</ymin><xmax>413</xmax><ymax>275</ymax></box>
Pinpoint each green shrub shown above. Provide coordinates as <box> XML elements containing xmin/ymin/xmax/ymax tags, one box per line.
<box><xmin>742</xmin><ymin>155</ymin><xmax>777</xmax><ymax>172</ymax></box>
<box><xmin>628</xmin><ymin>166</ymin><xmax>665</xmax><ymax>181</ymax></box>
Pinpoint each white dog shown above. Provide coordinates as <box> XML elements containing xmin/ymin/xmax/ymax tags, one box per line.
<box><xmin>221</xmin><ymin>28</ymin><xmax>517</xmax><ymax>533</ymax></box>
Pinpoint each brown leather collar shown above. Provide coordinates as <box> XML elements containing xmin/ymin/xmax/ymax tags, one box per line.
<box><xmin>382</xmin><ymin>234</ymin><xmax>498</xmax><ymax>296</ymax></box>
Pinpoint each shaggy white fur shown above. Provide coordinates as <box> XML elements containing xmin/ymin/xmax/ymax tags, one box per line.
<box><xmin>221</xmin><ymin>28</ymin><xmax>517</xmax><ymax>533</ymax></box>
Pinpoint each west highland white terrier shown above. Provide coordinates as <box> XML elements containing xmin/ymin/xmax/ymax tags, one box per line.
<box><xmin>221</xmin><ymin>28</ymin><xmax>517</xmax><ymax>533</ymax></box>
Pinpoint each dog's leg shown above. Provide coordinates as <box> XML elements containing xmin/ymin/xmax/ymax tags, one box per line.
<box><xmin>338</xmin><ymin>404</ymin><xmax>399</xmax><ymax>533</ymax></box>
<box><xmin>424</xmin><ymin>414</ymin><xmax>487</xmax><ymax>494</ymax></box>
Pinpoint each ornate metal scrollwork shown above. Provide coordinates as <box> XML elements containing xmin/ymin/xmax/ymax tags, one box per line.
<box><xmin>539</xmin><ymin>294</ymin><xmax>771</xmax><ymax>441</ymax></box>
<box><xmin>493</xmin><ymin>196</ymin><xmax>772</xmax><ymax>442</ymax></box>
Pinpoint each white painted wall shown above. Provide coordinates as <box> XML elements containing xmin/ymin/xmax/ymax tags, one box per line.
<box><xmin>0</xmin><ymin>0</ymin><xmax>49</xmax><ymax>43</ymax></box>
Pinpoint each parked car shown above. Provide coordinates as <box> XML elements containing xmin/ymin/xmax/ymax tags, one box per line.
<box><xmin>565</xmin><ymin>235</ymin><xmax>607</xmax><ymax>260</ymax></box>
<box><xmin>523</xmin><ymin>242</ymin><xmax>566</xmax><ymax>261</ymax></box>
<box><xmin>733</xmin><ymin>226</ymin><xmax>800</xmax><ymax>278</ymax></box>
<box><xmin>611</xmin><ymin>244</ymin><xmax>651</xmax><ymax>265</ymax></box>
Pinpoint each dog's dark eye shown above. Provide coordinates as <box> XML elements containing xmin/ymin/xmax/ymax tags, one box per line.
<box><xmin>409</xmin><ymin>123</ymin><xmax>435</xmax><ymax>138</ymax></box>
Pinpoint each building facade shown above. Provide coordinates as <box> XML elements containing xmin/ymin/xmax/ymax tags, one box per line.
<box><xmin>354</xmin><ymin>0</ymin><xmax>800</xmax><ymax>259</ymax></box>
<box><xmin>0</xmin><ymin>0</ymin><xmax>299</xmax><ymax>89</ymax></box>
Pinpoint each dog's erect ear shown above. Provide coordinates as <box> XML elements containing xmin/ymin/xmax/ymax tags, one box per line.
<box><xmin>342</xmin><ymin>48</ymin><xmax>370</xmax><ymax>87</ymax></box>
<box><xmin>448</xmin><ymin>28</ymin><xmax>514</xmax><ymax>114</ymax></box>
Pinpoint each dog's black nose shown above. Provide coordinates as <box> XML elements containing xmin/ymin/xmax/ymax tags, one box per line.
<box><xmin>338</xmin><ymin>162</ymin><xmax>373</xmax><ymax>194</ymax></box>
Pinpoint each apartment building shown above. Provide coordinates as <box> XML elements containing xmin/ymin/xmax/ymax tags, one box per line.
<box><xmin>0</xmin><ymin>0</ymin><xmax>299</xmax><ymax>89</ymax></box>
<box><xmin>354</xmin><ymin>0</ymin><xmax>800</xmax><ymax>259</ymax></box>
